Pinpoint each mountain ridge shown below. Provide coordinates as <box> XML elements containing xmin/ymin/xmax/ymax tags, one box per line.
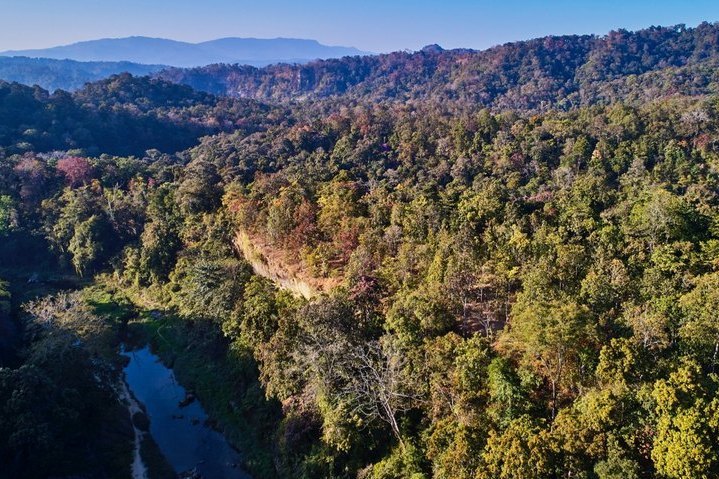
<box><xmin>155</xmin><ymin>22</ymin><xmax>719</xmax><ymax>112</ymax></box>
<box><xmin>0</xmin><ymin>36</ymin><xmax>370</xmax><ymax>68</ymax></box>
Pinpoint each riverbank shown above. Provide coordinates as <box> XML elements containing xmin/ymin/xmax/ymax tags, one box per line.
<box><xmin>131</xmin><ymin>312</ymin><xmax>280</xmax><ymax>478</ymax></box>
<box><xmin>91</xmin><ymin>278</ymin><xmax>281</xmax><ymax>478</ymax></box>
<box><xmin>117</xmin><ymin>379</ymin><xmax>150</xmax><ymax>479</ymax></box>
<box><xmin>0</xmin><ymin>272</ymin><xmax>139</xmax><ymax>478</ymax></box>
<box><xmin>122</xmin><ymin>345</ymin><xmax>250</xmax><ymax>478</ymax></box>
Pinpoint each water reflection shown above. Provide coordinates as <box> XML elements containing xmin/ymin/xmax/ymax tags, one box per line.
<box><xmin>122</xmin><ymin>346</ymin><xmax>250</xmax><ymax>479</ymax></box>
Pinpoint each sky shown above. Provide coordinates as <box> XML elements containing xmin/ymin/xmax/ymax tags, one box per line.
<box><xmin>1</xmin><ymin>0</ymin><xmax>718</xmax><ymax>53</ymax></box>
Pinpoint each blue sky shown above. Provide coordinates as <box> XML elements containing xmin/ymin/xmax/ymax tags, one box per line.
<box><xmin>1</xmin><ymin>0</ymin><xmax>718</xmax><ymax>53</ymax></box>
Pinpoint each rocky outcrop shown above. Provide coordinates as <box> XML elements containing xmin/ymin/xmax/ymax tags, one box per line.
<box><xmin>233</xmin><ymin>230</ymin><xmax>341</xmax><ymax>300</ymax></box>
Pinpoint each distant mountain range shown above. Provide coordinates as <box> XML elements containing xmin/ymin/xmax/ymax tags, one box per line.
<box><xmin>6</xmin><ymin>23</ymin><xmax>719</xmax><ymax>109</ymax></box>
<box><xmin>0</xmin><ymin>56</ymin><xmax>165</xmax><ymax>91</ymax></box>
<box><xmin>0</xmin><ymin>36</ymin><xmax>370</xmax><ymax>68</ymax></box>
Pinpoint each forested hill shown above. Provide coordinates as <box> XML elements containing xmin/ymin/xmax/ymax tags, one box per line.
<box><xmin>157</xmin><ymin>22</ymin><xmax>719</xmax><ymax>110</ymax></box>
<box><xmin>0</xmin><ymin>56</ymin><xmax>166</xmax><ymax>92</ymax></box>
<box><xmin>0</xmin><ymin>73</ymin><xmax>282</xmax><ymax>156</ymax></box>
<box><xmin>8</xmin><ymin>19</ymin><xmax>719</xmax><ymax>479</ymax></box>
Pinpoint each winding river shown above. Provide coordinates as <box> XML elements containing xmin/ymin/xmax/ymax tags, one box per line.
<box><xmin>122</xmin><ymin>346</ymin><xmax>251</xmax><ymax>479</ymax></box>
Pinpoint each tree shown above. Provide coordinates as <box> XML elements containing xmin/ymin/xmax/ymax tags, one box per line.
<box><xmin>623</xmin><ymin>302</ymin><xmax>672</xmax><ymax>353</ymax></box>
<box><xmin>486</xmin><ymin>357</ymin><xmax>532</xmax><ymax>429</ymax></box>
<box><xmin>424</xmin><ymin>333</ymin><xmax>489</xmax><ymax>425</ymax></box>
<box><xmin>138</xmin><ymin>186</ymin><xmax>182</xmax><ymax>284</ymax></box>
<box><xmin>176</xmin><ymin>159</ymin><xmax>222</xmax><ymax>214</ymax></box>
<box><xmin>258</xmin><ymin>294</ymin><xmax>355</xmax><ymax>401</ymax></box>
<box><xmin>57</xmin><ymin>156</ymin><xmax>93</xmax><ymax>187</ymax></box>
<box><xmin>68</xmin><ymin>215</ymin><xmax>104</xmax><ymax>277</ymax></box>
<box><xmin>236</xmin><ymin>276</ymin><xmax>280</xmax><ymax>349</ymax></box>
<box><xmin>171</xmin><ymin>256</ymin><xmax>248</xmax><ymax>323</ymax></box>
<box><xmin>102</xmin><ymin>183</ymin><xmax>147</xmax><ymax>241</ymax></box>
<box><xmin>0</xmin><ymin>291</ymin><xmax>118</xmax><ymax>478</ymax></box>
<box><xmin>594</xmin><ymin>453</ymin><xmax>640</xmax><ymax>479</ymax></box>
<box><xmin>338</xmin><ymin>338</ymin><xmax>421</xmax><ymax>445</ymax></box>
<box><xmin>13</xmin><ymin>156</ymin><xmax>51</xmax><ymax>204</ymax></box>
<box><xmin>651</xmin><ymin>360</ymin><xmax>719</xmax><ymax>479</ymax></box>
<box><xmin>625</xmin><ymin>188</ymin><xmax>698</xmax><ymax>253</ymax></box>
<box><xmin>500</xmin><ymin>297</ymin><xmax>595</xmax><ymax>417</ymax></box>
<box><xmin>423</xmin><ymin>334</ymin><xmax>491</xmax><ymax>478</ymax></box>
<box><xmin>44</xmin><ymin>187</ymin><xmax>111</xmax><ymax>272</ymax></box>
<box><xmin>23</xmin><ymin>291</ymin><xmax>116</xmax><ymax>357</ymax></box>
<box><xmin>139</xmin><ymin>219</ymin><xmax>181</xmax><ymax>283</ymax></box>
<box><xmin>424</xmin><ymin>418</ymin><xmax>484</xmax><ymax>479</ymax></box>
<box><xmin>477</xmin><ymin>416</ymin><xmax>553</xmax><ymax>479</ymax></box>
<box><xmin>0</xmin><ymin>195</ymin><xmax>16</xmax><ymax>235</ymax></box>
<box><xmin>552</xmin><ymin>386</ymin><xmax>641</xmax><ymax>477</ymax></box>
<box><xmin>679</xmin><ymin>272</ymin><xmax>719</xmax><ymax>370</ymax></box>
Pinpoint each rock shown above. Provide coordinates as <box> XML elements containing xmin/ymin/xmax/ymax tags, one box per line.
<box><xmin>132</xmin><ymin>411</ymin><xmax>150</xmax><ymax>431</ymax></box>
<box><xmin>178</xmin><ymin>392</ymin><xmax>196</xmax><ymax>408</ymax></box>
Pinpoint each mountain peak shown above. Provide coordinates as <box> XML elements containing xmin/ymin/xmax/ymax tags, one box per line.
<box><xmin>420</xmin><ymin>44</ymin><xmax>444</xmax><ymax>53</ymax></box>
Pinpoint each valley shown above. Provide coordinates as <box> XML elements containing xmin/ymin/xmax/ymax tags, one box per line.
<box><xmin>3</xmin><ymin>19</ymin><xmax>719</xmax><ymax>479</ymax></box>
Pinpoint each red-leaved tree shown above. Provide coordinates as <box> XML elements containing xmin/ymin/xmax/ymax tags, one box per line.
<box><xmin>57</xmin><ymin>157</ymin><xmax>93</xmax><ymax>187</ymax></box>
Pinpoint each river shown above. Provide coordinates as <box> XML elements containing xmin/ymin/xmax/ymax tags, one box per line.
<box><xmin>122</xmin><ymin>346</ymin><xmax>251</xmax><ymax>479</ymax></box>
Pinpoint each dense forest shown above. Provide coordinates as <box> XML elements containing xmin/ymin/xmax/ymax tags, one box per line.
<box><xmin>0</xmin><ymin>74</ymin><xmax>285</xmax><ymax>156</ymax></box>
<box><xmin>158</xmin><ymin>23</ymin><xmax>719</xmax><ymax>111</ymax></box>
<box><xmin>3</xmin><ymin>22</ymin><xmax>719</xmax><ymax>479</ymax></box>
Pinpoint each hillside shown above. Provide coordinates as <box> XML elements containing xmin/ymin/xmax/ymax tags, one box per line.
<box><xmin>0</xmin><ymin>36</ymin><xmax>369</xmax><ymax>68</ymax></box>
<box><xmin>0</xmin><ymin>56</ymin><xmax>165</xmax><ymax>91</ymax></box>
<box><xmin>0</xmin><ymin>74</ymin><xmax>281</xmax><ymax>156</ymax></box>
<box><xmin>6</xmin><ymin>19</ymin><xmax>719</xmax><ymax>479</ymax></box>
<box><xmin>158</xmin><ymin>22</ymin><xmax>719</xmax><ymax>111</ymax></box>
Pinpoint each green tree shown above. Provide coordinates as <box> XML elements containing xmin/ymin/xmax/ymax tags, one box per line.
<box><xmin>501</xmin><ymin>297</ymin><xmax>595</xmax><ymax>417</ymax></box>
<box><xmin>237</xmin><ymin>276</ymin><xmax>281</xmax><ymax>349</ymax></box>
<box><xmin>138</xmin><ymin>186</ymin><xmax>182</xmax><ymax>283</ymax></box>
<box><xmin>486</xmin><ymin>357</ymin><xmax>532</xmax><ymax>429</ymax></box>
<box><xmin>176</xmin><ymin>159</ymin><xmax>222</xmax><ymax>214</ymax></box>
<box><xmin>68</xmin><ymin>215</ymin><xmax>104</xmax><ymax>277</ymax></box>
<box><xmin>477</xmin><ymin>416</ymin><xmax>553</xmax><ymax>479</ymax></box>
<box><xmin>679</xmin><ymin>272</ymin><xmax>719</xmax><ymax>370</ymax></box>
<box><xmin>0</xmin><ymin>195</ymin><xmax>16</xmax><ymax>235</ymax></box>
<box><xmin>651</xmin><ymin>360</ymin><xmax>719</xmax><ymax>479</ymax></box>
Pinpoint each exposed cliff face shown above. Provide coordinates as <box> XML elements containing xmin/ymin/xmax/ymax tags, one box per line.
<box><xmin>233</xmin><ymin>230</ymin><xmax>341</xmax><ymax>300</ymax></box>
